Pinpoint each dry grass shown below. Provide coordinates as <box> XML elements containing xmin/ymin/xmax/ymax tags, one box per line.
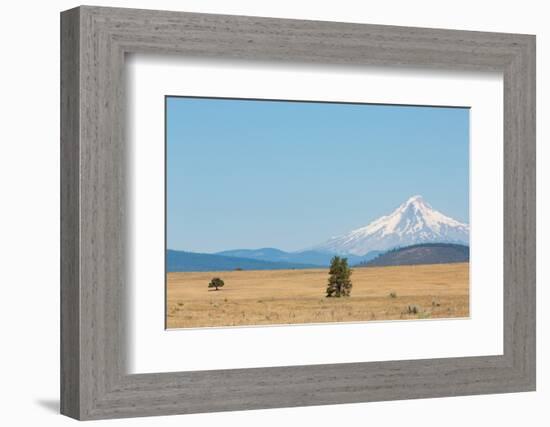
<box><xmin>166</xmin><ymin>262</ymin><xmax>469</xmax><ymax>329</ymax></box>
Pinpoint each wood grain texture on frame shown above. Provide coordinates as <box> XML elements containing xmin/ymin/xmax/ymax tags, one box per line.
<box><xmin>60</xmin><ymin>5</ymin><xmax>536</xmax><ymax>420</ymax></box>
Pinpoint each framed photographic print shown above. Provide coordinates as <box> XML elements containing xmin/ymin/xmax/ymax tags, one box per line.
<box><xmin>165</xmin><ymin>97</ymin><xmax>471</xmax><ymax>329</ymax></box>
<box><xmin>61</xmin><ymin>5</ymin><xmax>536</xmax><ymax>420</ymax></box>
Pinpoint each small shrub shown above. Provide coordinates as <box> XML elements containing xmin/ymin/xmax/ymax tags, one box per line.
<box><xmin>407</xmin><ymin>305</ymin><xmax>419</xmax><ymax>315</ymax></box>
<box><xmin>389</xmin><ymin>292</ymin><xmax>397</xmax><ymax>298</ymax></box>
<box><xmin>234</xmin><ymin>267</ymin><xmax>243</xmax><ymax>271</ymax></box>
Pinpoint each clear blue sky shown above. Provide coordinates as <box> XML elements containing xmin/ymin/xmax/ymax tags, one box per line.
<box><xmin>166</xmin><ymin>97</ymin><xmax>469</xmax><ymax>253</ymax></box>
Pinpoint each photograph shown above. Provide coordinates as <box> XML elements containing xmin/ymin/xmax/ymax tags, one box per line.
<box><xmin>165</xmin><ymin>96</ymin><xmax>470</xmax><ymax>329</ymax></box>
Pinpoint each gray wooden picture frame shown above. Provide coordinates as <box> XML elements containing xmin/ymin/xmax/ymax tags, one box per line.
<box><xmin>60</xmin><ymin>5</ymin><xmax>536</xmax><ymax>421</ymax></box>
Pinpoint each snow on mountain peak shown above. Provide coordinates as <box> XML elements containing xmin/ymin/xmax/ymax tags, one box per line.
<box><xmin>406</xmin><ymin>194</ymin><xmax>424</xmax><ymax>203</ymax></box>
<box><xmin>312</xmin><ymin>195</ymin><xmax>469</xmax><ymax>256</ymax></box>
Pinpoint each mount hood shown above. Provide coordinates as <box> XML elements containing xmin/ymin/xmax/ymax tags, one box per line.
<box><xmin>312</xmin><ymin>195</ymin><xmax>469</xmax><ymax>256</ymax></box>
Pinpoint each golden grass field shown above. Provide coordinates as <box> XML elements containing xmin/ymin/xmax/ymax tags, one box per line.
<box><xmin>166</xmin><ymin>262</ymin><xmax>469</xmax><ymax>329</ymax></box>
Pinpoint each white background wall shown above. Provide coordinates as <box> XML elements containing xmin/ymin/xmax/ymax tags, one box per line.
<box><xmin>0</xmin><ymin>0</ymin><xmax>546</xmax><ymax>425</ymax></box>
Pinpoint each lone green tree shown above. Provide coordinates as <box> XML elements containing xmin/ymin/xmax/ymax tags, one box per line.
<box><xmin>208</xmin><ymin>277</ymin><xmax>225</xmax><ymax>291</ymax></box>
<box><xmin>326</xmin><ymin>256</ymin><xmax>352</xmax><ymax>297</ymax></box>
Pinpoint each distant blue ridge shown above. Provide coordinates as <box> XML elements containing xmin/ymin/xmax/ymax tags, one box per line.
<box><xmin>216</xmin><ymin>248</ymin><xmax>381</xmax><ymax>267</ymax></box>
<box><xmin>167</xmin><ymin>243</ymin><xmax>470</xmax><ymax>273</ymax></box>
<box><xmin>166</xmin><ymin>248</ymin><xmax>381</xmax><ymax>273</ymax></box>
<box><xmin>166</xmin><ymin>250</ymin><xmax>319</xmax><ymax>272</ymax></box>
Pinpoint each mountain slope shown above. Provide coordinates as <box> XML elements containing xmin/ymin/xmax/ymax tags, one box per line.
<box><xmin>357</xmin><ymin>243</ymin><xmax>469</xmax><ymax>267</ymax></box>
<box><xmin>216</xmin><ymin>248</ymin><xmax>381</xmax><ymax>267</ymax></box>
<box><xmin>312</xmin><ymin>195</ymin><xmax>469</xmax><ymax>256</ymax></box>
<box><xmin>167</xmin><ymin>250</ymin><xmax>319</xmax><ymax>272</ymax></box>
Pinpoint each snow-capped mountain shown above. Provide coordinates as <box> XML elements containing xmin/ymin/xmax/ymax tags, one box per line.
<box><xmin>312</xmin><ymin>195</ymin><xmax>469</xmax><ymax>256</ymax></box>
